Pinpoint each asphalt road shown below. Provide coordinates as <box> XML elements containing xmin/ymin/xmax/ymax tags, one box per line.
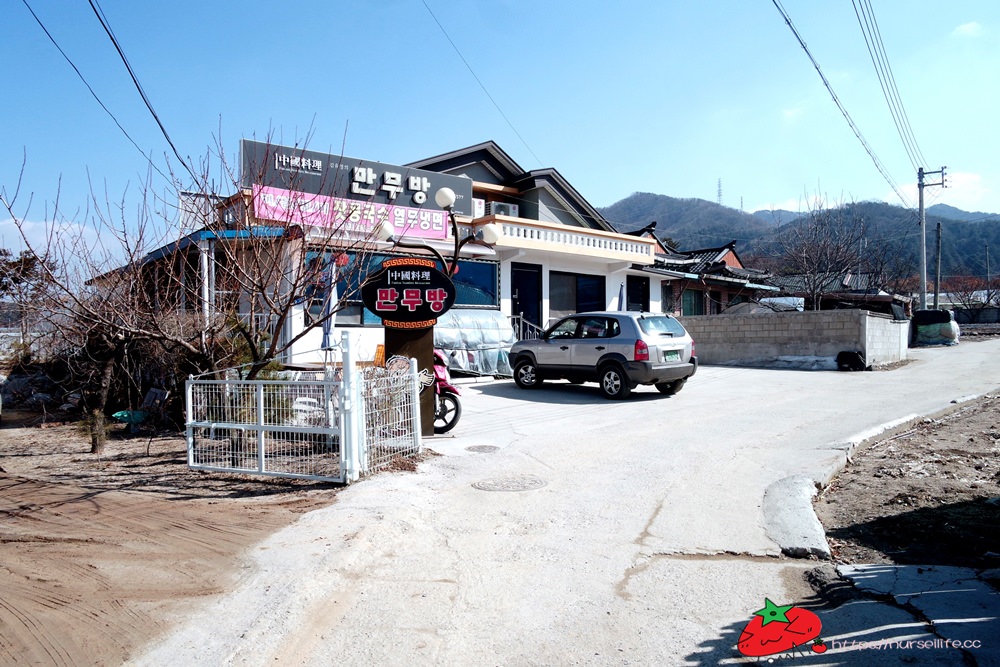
<box><xmin>134</xmin><ymin>340</ymin><xmax>1000</xmax><ymax>666</ymax></box>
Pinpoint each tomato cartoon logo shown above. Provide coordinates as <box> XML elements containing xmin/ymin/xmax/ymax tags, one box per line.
<box><xmin>737</xmin><ymin>598</ymin><xmax>827</xmax><ymax>658</ymax></box>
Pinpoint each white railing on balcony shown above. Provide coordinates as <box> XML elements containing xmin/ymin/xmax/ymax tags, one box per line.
<box><xmin>475</xmin><ymin>216</ymin><xmax>655</xmax><ymax>262</ymax></box>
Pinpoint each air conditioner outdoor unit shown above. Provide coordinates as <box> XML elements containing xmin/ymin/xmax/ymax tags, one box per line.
<box><xmin>487</xmin><ymin>202</ymin><xmax>518</xmax><ymax>217</ymax></box>
<box><xmin>472</xmin><ymin>198</ymin><xmax>486</xmax><ymax>218</ymax></box>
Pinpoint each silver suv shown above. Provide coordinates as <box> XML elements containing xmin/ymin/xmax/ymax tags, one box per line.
<box><xmin>509</xmin><ymin>311</ymin><xmax>697</xmax><ymax>399</ymax></box>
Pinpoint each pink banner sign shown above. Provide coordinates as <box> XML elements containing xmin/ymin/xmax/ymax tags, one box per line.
<box><xmin>252</xmin><ymin>185</ymin><xmax>449</xmax><ymax>240</ymax></box>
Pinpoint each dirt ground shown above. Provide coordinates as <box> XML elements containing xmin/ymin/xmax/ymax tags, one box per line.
<box><xmin>0</xmin><ymin>414</ymin><xmax>341</xmax><ymax>666</ymax></box>
<box><xmin>2</xmin><ymin>338</ymin><xmax>1000</xmax><ymax>665</ymax></box>
<box><xmin>815</xmin><ymin>390</ymin><xmax>1000</xmax><ymax>571</ymax></box>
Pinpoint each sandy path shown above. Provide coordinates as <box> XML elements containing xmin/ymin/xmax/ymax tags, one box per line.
<box><xmin>0</xmin><ymin>417</ymin><xmax>338</xmax><ymax>666</ymax></box>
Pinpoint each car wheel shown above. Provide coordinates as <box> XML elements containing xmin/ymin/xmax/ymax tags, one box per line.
<box><xmin>599</xmin><ymin>364</ymin><xmax>631</xmax><ymax>400</ymax></box>
<box><xmin>655</xmin><ymin>378</ymin><xmax>686</xmax><ymax>395</ymax></box>
<box><xmin>434</xmin><ymin>392</ymin><xmax>462</xmax><ymax>434</ymax></box>
<box><xmin>513</xmin><ymin>359</ymin><xmax>542</xmax><ymax>389</ymax></box>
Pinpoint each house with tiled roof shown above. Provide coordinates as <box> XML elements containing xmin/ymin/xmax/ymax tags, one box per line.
<box><xmin>626</xmin><ymin>237</ymin><xmax>778</xmax><ymax>316</ymax></box>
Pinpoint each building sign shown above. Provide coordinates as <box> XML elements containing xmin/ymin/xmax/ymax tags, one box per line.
<box><xmin>241</xmin><ymin>140</ymin><xmax>473</xmax><ymax>239</ymax></box>
<box><xmin>360</xmin><ymin>258</ymin><xmax>456</xmax><ymax>329</ymax></box>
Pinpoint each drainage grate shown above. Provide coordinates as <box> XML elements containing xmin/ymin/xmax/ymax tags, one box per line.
<box><xmin>472</xmin><ymin>474</ymin><xmax>547</xmax><ymax>492</ymax></box>
<box><xmin>466</xmin><ymin>445</ymin><xmax>499</xmax><ymax>453</ymax></box>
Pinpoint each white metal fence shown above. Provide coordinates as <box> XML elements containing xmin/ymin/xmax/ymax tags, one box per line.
<box><xmin>185</xmin><ymin>334</ymin><xmax>421</xmax><ymax>483</ymax></box>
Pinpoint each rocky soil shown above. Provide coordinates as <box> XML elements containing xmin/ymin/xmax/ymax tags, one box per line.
<box><xmin>815</xmin><ymin>331</ymin><xmax>1000</xmax><ymax>572</ymax></box>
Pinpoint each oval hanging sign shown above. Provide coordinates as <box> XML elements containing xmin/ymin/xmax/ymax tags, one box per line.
<box><xmin>361</xmin><ymin>257</ymin><xmax>456</xmax><ymax>329</ymax></box>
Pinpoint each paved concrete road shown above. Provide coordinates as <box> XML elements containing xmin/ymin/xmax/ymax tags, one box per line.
<box><xmin>135</xmin><ymin>341</ymin><xmax>1000</xmax><ymax>666</ymax></box>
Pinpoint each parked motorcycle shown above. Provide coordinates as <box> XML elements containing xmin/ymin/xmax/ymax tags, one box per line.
<box><xmin>433</xmin><ymin>349</ymin><xmax>462</xmax><ymax>434</ymax></box>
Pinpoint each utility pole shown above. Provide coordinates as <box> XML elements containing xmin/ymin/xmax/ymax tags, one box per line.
<box><xmin>987</xmin><ymin>242</ymin><xmax>992</xmax><ymax>305</ymax></box>
<box><xmin>918</xmin><ymin>166</ymin><xmax>947</xmax><ymax>309</ymax></box>
<box><xmin>933</xmin><ymin>222</ymin><xmax>942</xmax><ymax>309</ymax></box>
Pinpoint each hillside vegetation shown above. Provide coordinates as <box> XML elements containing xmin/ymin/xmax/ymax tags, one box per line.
<box><xmin>599</xmin><ymin>192</ymin><xmax>1000</xmax><ymax>279</ymax></box>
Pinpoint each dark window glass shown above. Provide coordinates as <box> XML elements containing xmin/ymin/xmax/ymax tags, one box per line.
<box><xmin>637</xmin><ymin>315</ymin><xmax>686</xmax><ymax>336</ymax></box>
<box><xmin>550</xmin><ymin>271</ymin><xmax>606</xmax><ymax>319</ymax></box>
<box><xmin>682</xmin><ymin>289</ymin><xmax>705</xmax><ymax>316</ymax></box>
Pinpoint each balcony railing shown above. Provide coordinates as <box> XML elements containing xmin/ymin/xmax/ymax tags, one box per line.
<box><xmin>471</xmin><ymin>215</ymin><xmax>655</xmax><ymax>264</ymax></box>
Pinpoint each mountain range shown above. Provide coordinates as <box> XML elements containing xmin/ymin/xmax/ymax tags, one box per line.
<box><xmin>598</xmin><ymin>193</ymin><xmax>1000</xmax><ymax>279</ymax></box>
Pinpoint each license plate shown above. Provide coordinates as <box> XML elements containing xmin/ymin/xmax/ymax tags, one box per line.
<box><xmin>662</xmin><ymin>350</ymin><xmax>680</xmax><ymax>362</ymax></box>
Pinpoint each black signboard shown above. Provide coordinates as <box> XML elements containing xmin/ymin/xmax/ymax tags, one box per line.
<box><xmin>360</xmin><ymin>258</ymin><xmax>457</xmax><ymax>329</ymax></box>
<box><xmin>240</xmin><ymin>139</ymin><xmax>474</xmax><ymax>217</ymax></box>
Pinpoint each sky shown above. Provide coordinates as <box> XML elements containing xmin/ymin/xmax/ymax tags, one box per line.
<box><xmin>3</xmin><ymin>0</ymin><xmax>999</xmax><ymax>252</ymax></box>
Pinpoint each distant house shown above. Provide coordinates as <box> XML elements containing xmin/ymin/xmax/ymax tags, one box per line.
<box><xmin>625</xmin><ymin>237</ymin><xmax>778</xmax><ymax>315</ymax></box>
<box><xmin>770</xmin><ymin>272</ymin><xmax>912</xmax><ymax>319</ymax></box>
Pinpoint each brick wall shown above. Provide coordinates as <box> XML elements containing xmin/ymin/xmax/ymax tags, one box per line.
<box><xmin>677</xmin><ymin>310</ymin><xmax>909</xmax><ymax>368</ymax></box>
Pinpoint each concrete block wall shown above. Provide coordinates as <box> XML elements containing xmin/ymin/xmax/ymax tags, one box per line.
<box><xmin>863</xmin><ymin>313</ymin><xmax>909</xmax><ymax>363</ymax></box>
<box><xmin>677</xmin><ymin>310</ymin><xmax>908</xmax><ymax>368</ymax></box>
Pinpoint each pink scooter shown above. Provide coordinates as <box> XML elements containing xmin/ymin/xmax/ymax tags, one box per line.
<box><xmin>433</xmin><ymin>349</ymin><xmax>462</xmax><ymax>434</ymax></box>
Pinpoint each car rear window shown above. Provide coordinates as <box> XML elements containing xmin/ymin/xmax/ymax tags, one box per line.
<box><xmin>637</xmin><ymin>315</ymin><xmax>686</xmax><ymax>337</ymax></box>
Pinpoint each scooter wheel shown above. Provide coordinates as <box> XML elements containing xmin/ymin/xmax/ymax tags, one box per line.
<box><xmin>434</xmin><ymin>393</ymin><xmax>462</xmax><ymax>434</ymax></box>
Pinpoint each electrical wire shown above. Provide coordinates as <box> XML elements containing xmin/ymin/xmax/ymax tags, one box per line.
<box><xmin>852</xmin><ymin>0</ymin><xmax>927</xmax><ymax>171</ymax></box>
<box><xmin>87</xmin><ymin>0</ymin><xmax>200</xmax><ymax>187</ymax></box>
<box><xmin>419</xmin><ymin>0</ymin><xmax>545</xmax><ymax>169</ymax></box>
<box><xmin>771</xmin><ymin>0</ymin><xmax>914</xmax><ymax>209</ymax></box>
<box><xmin>18</xmin><ymin>0</ymin><xmax>171</xmax><ymax>184</ymax></box>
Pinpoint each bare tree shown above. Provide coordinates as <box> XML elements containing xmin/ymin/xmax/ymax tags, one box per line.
<box><xmin>942</xmin><ymin>273</ymin><xmax>990</xmax><ymax>321</ymax></box>
<box><xmin>1</xmin><ymin>134</ymin><xmax>385</xmax><ymax>452</ymax></box>
<box><xmin>773</xmin><ymin>200</ymin><xmax>871</xmax><ymax>310</ymax></box>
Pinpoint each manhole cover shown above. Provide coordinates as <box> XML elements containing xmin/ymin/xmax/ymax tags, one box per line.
<box><xmin>472</xmin><ymin>474</ymin><xmax>547</xmax><ymax>492</ymax></box>
<box><xmin>466</xmin><ymin>445</ymin><xmax>499</xmax><ymax>453</ymax></box>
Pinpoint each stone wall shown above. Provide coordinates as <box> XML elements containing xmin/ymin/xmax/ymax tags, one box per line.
<box><xmin>677</xmin><ymin>310</ymin><xmax>909</xmax><ymax>369</ymax></box>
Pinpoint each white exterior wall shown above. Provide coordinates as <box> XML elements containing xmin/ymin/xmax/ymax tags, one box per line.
<box><xmin>498</xmin><ymin>251</ymin><xmax>664</xmax><ymax>328</ymax></box>
<box><xmin>284</xmin><ymin>303</ymin><xmax>385</xmax><ymax>367</ymax></box>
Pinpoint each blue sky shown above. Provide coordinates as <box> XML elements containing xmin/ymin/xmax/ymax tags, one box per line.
<box><xmin>2</xmin><ymin>1</ymin><xmax>998</xmax><ymax>251</ymax></box>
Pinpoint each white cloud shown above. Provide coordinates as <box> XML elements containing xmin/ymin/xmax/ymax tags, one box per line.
<box><xmin>0</xmin><ymin>216</ymin><xmax>117</xmax><ymax>268</ymax></box>
<box><xmin>888</xmin><ymin>171</ymin><xmax>997</xmax><ymax>214</ymax></box>
<box><xmin>951</xmin><ymin>22</ymin><xmax>983</xmax><ymax>37</ymax></box>
<box><xmin>0</xmin><ymin>217</ymin><xmax>48</xmax><ymax>253</ymax></box>
<box><xmin>929</xmin><ymin>171</ymin><xmax>995</xmax><ymax>212</ymax></box>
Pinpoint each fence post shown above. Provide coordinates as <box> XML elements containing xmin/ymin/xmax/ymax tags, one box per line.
<box><xmin>256</xmin><ymin>382</ymin><xmax>266</xmax><ymax>473</ymax></box>
<box><xmin>410</xmin><ymin>357</ymin><xmax>423</xmax><ymax>452</ymax></box>
<box><xmin>341</xmin><ymin>331</ymin><xmax>362</xmax><ymax>483</ymax></box>
<box><xmin>185</xmin><ymin>377</ymin><xmax>194</xmax><ymax>466</ymax></box>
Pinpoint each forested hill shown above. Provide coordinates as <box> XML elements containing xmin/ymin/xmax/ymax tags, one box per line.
<box><xmin>598</xmin><ymin>192</ymin><xmax>1000</xmax><ymax>277</ymax></box>
<box><xmin>598</xmin><ymin>192</ymin><xmax>778</xmax><ymax>249</ymax></box>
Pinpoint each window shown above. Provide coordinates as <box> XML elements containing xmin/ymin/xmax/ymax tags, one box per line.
<box><xmin>626</xmin><ymin>275</ymin><xmax>649</xmax><ymax>311</ymax></box>
<box><xmin>661</xmin><ymin>282</ymin><xmax>676</xmax><ymax>314</ymax></box>
<box><xmin>550</xmin><ymin>271</ymin><xmax>606</xmax><ymax>320</ymax></box>
<box><xmin>580</xmin><ymin>316</ymin><xmax>619</xmax><ymax>339</ymax></box>
<box><xmin>709</xmin><ymin>290</ymin><xmax>723</xmax><ymax>315</ymax></box>
<box><xmin>682</xmin><ymin>289</ymin><xmax>705</xmax><ymax>316</ymax></box>
<box><xmin>637</xmin><ymin>315</ymin><xmax>686</xmax><ymax>337</ymax></box>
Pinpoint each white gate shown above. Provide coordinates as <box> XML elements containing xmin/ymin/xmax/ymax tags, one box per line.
<box><xmin>185</xmin><ymin>334</ymin><xmax>422</xmax><ymax>483</ymax></box>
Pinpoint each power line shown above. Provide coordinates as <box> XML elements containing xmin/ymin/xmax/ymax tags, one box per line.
<box><xmin>87</xmin><ymin>0</ymin><xmax>200</xmax><ymax>186</ymax></box>
<box><xmin>18</xmin><ymin>0</ymin><xmax>171</xmax><ymax>184</ymax></box>
<box><xmin>419</xmin><ymin>0</ymin><xmax>545</xmax><ymax>168</ymax></box>
<box><xmin>771</xmin><ymin>0</ymin><xmax>914</xmax><ymax>209</ymax></box>
<box><xmin>852</xmin><ymin>0</ymin><xmax>927</xmax><ymax>171</ymax></box>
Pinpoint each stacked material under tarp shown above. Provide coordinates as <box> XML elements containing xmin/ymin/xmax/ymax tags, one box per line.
<box><xmin>434</xmin><ymin>309</ymin><xmax>516</xmax><ymax>376</ymax></box>
<box><xmin>912</xmin><ymin>309</ymin><xmax>960</xmax><ymax>346</ymax></box>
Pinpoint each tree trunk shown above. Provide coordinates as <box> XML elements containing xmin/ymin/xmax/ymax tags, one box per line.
<box><xmin>89</xmin><ymin>408</ymin><xmax>107</xmax><ymax>455</ymax></box>
<box><xmin>89</xmin><ymin>356</ymin><xmax>116</xmax><ymax>455</ymax></box>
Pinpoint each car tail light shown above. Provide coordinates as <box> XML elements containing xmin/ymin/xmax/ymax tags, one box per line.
<box><xmin>691</xmin><ymin>339</ymin><xmax>697</xmax><ymax>357</ymax></box>
<box><xmin>634</xmin><ymin>339</ymin><xmax>649</xmax><ymax>361</ymax></box>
